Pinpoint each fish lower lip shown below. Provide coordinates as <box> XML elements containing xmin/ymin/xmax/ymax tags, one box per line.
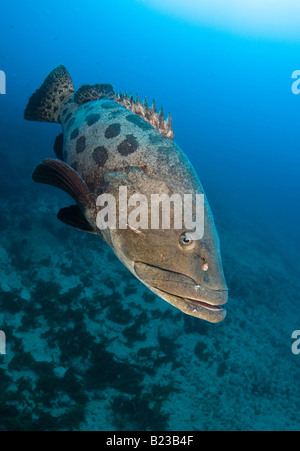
<box><xmin>184</xmin><ymin>298</ymin><xmax>224</xmax><ymax>312</ymax></box>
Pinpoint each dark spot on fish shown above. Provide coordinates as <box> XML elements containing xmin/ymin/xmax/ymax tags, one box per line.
<box><xmin>117</xmin><ymin>134</ymin><xmax>139</xmax><ymax>156</ymax></box>
<box><xmin>92</xmin><ymin>146</ymin><xmax>109</xmax><ymax>167</ymax></box>
<box><xmin>126</xmin><ymin>114</ymin><xmax>153</xmax><ymax>131</ymax></box>
<box><xmin>62</xmin><ymin>108</ymin><xmax>68</xmax><ymax>116</ymax></box>
<box><xmin>105</xmin><ymin>123</ymin><xmax>121</xmax><ymax>139</ymax></box>
<box><xmin>70</xmin><ymin>128</ymin><xmax>79</xmax><ymax>140</ymax></box>
<box><xmin>86</xmin><ymin>113</ymin><xmax>100</xmax><ymax>126</ymax></box>
<box><xmin>67</xmin><ymin>117</ymin><xmax>76</xmax><ymax>131</ymax></box>
<box><xmin>76</xmin><ymin>136</ymin><xmax>86</xmax><ymax>153</ymax></box>
<box><xmin>54</xmin><ymin>134</ymin><xmax>64</xmax><ymax>160</ymax></box>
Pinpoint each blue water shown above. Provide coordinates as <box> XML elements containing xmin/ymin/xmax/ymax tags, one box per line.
<box><xmin>0</xmin><ymin>0</ymin><xmax>300</xmax><ymax>431</ymax></box>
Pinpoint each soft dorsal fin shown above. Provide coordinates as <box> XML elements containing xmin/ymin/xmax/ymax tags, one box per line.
<box><xmin>115</xmin><ymin>92</ymin><xmax>174</xmax><ymax>140</ymax></box>
<box><xmin>74</xmin><ymin>84</ymin><xmax>115</xmax><ymax>105</ymax></box>
<box><xmin>57</xmin><ymin>205</ymin><xmax>96</xmax><ymax>234</ymax></box>
<box><xmin>24</xmin><ymin>65</ymin><xmax>74</xmax><ymax>124</ymax></box>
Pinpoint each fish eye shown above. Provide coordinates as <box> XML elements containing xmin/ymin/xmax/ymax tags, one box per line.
<box><xmin>181</xmin><ymin>235</ymin><xmax>192</xmax><ymax>245</ymax></box>
<box><xmin>179</xmin><ymin>232</ymin><xmax>196</xmax><ymax>250</ymax></box>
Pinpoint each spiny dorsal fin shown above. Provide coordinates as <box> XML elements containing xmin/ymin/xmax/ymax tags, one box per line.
<box><xmin>115</xmin><ymin>92</ymin><xmax>174</xmax><ymax>140</ymax></box>
<box><xmin>24</xmin><ymin>65</ymin><xmax>74</xmax><ymax>124</ymax></box>
<box><xmin>74</xmin><ymin>84</ymin><xmax>115</xmax><ymax>105</ymax></box>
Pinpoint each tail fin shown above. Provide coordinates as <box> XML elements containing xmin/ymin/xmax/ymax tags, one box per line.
<box><xmin>24</xmin><ymin>65</ymin><xmax>74</xmax><ymax>123</ymax></box>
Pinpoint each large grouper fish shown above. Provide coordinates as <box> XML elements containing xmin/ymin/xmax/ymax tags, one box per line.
<box><xmin>24</xmin><ymin>65</ymin><xmax>228</xmax><ymax>323</ymax></box>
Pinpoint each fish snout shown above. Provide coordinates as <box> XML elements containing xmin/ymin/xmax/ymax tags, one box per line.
<box><xmin>134</xmin><ymin>262</ymin><xmax>228</xmax><ymax>321</ymax></box>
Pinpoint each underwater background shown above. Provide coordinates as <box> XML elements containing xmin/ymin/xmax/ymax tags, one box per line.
<box><xmin>0</xmin><ymin>0</ymin><xmax>300</xmax><ymax>431</ymax></box>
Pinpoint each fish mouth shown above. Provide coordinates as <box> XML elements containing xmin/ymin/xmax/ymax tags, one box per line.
<box><xmin>154</xmin><ymin>288</ymin><xmax>227</xmax><ymax>323</ymax></box>
<box><xmin>134</xmin><ymin>262</ymin><xmax>228</xmax><ymax>323</ymax></box>
<box><xmin>184</xmin><ymin>298</ymin><xmax>225</xmax><ymax>312</ymax></box>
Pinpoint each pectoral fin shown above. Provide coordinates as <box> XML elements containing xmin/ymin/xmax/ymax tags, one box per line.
<box><xmin>57</xmin><ymin>205</ymin><xmax>96</xmax><ymax>234</ymax></box>
<box><xmin>32</xmin><ymin>159</ymin><xmax>93</xmax><ymax>209</ymax></box>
